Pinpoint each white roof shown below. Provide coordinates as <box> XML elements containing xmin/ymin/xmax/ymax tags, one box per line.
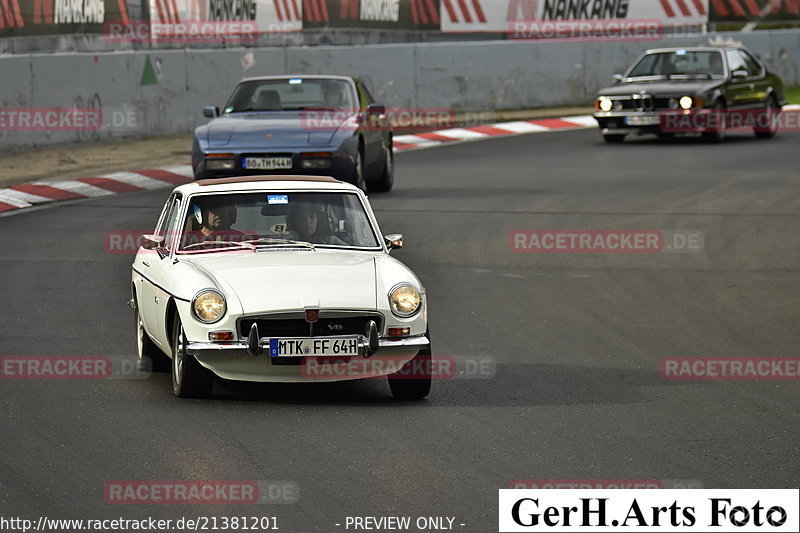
<box><xmin>172</xmin><ymin>176</ymin><xmax>360</xmax><ymax>196</ymax></box>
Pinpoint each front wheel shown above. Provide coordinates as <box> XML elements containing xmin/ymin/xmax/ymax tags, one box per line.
<box><xmin>171</xmin><ymin>313</ymin><xmax>214</xmax><ymax>398</ymax></box>
<box><xmin>351</xmin><ymin>148</ymin><xmax>367</xmax><ymax>192</ymax></box>
<box><xmin>388</xmin><ymin>343</ymin><xmax>432</xmax><ymax>400</ymax></box>
<box><xmin>702</xmin><ymin>100</ymin><xmax>727</xmax><ymax>142</ymax></box>
<box><xmin>367</xmin><ymin>143</ymin><xmax>394</xmax><ymax>193</ymax></box>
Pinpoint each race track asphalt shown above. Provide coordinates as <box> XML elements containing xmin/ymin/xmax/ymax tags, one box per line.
<box><xmin>1</xmin><ymin>128</ymin><xmax>799</xmax><ymax>531</ymax></box>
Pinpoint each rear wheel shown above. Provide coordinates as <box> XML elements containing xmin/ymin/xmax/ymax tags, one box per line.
<box><xmin>702</xmin><ymin>100</ymin><xmax>727</xmax><ymax>142</ymax></box>
<box><xmin>171</xmin><ymin>313</ymin><xmax>214</xmax><ymax>398</ymax></box>
<box><xmin>754</xmin><ymin>95</ymin><xmax>779</xmax><ymax>139</ymax></box>
<box><xmin>602</xmin><ymin>134</ymin><xmax>625</xmax><ymax>144</ymax></box>
<box><xmin>367</xmin><ymin>143</ymin><xmax>394</xmax><ymax>193</ymax></box>
<box><xmin>134</xmin><ymin>299</ymin><xmax>169</xmax><ymax>372</ymax></box>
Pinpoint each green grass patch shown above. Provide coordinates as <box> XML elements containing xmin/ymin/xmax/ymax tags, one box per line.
<box><xmin>785</xmin><ymin>86</ymin><xmax>800</xmax><ymax>105</ymax></box>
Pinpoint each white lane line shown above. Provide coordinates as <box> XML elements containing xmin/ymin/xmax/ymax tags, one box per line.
<box><xmin>491</xmin><ymin>121</ymin><xmax>551</xmax><ymax>133</ymax></box>
<box><xmin>157</xmin><ymin>164</ymin><xmax>194</xmax><ymax>178</ymax></box>
<box><xmin>0</xmin><ymin>188</ymin><xmax>52</xmax><ymax>205</ymax></box>
<box><xmin>33</xmin><ymin>180</ymin><xmax>115</xmax><ymax>197</ymax></box>
<box><xmin>0</xmin><ymin>191</ymin><xmax>34</xmax><ymax>208</ymax></box>
<box><xmin>430</xmin><ymin>128</ymin><xmax>489</xmax><ymax>140</ymax></box>
<box><xmin>559</xmin><ymin>115</ymin><xmax>597</xmax><ymax>127</ymax></box>
<box><xmin>98</xmin><ymin>171</ymin><xmax>171</xmax><ymax>190</ymax></box>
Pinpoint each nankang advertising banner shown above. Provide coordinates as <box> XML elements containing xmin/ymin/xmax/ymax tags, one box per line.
<box><xmin>441</xmin><ymin>0</ymin><xmax>709</xmax><ymax>33</ymax></box>
<box><xmin>709</xmin><ymin>0</ymin><xmax>800</xmax><ymax>21</ymax></box>
<box><xmin>0</xmin><ymin>0</ymin><xmax>127</xmax><ymax>37</ymax></box>
<box><xmin>303</xmin><ymin>0</ymin><xmax>439</xmax><ymax>29</ymax></box>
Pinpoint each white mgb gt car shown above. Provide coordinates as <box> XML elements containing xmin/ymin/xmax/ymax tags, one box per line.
<box><xmin>130</xmin><ymin>176</ymin><xmax>430</xmax><ymax>399</ymax></box>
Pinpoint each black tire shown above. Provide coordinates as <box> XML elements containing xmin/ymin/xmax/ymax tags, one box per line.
<box><xmin>702</xmin><ymin>100</ymin><xmax>726</xmax><ymax>142</ymax></box>
<box><xmin>603</xmin><ymin>134</ymin><xmax>625</xmax><ymax>144</ymax></box>
<box><xmin>367</xmin><ymin>142</ymin><xmax>394</xmax><ymax>193</ymax></box>
<box><xmin>388</xmin><ymin>340</ymin><xmax>432</xmax><ymax>401</ymax></box>
<box><xmin>754</xmin><ymin>95</ymin><xmax>779</xmax><ymax>139</ymax></box>
<box><xmin>171</xmin><ymin>313</ymin><xmax>214</xmax><ymax>398</ymax></box>
<box><xmin>134</xmin><ymin>299</ymin><xmax>170</xmax><ymax>372</ymax></box>
<box><xmin>352</xmin><ymin>147</ymin><xmax>367</xmax><ymax>192</ymax></box>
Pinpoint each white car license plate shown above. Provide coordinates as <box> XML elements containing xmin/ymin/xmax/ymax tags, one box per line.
<box><xmin>269</xmin><ymin>337</ymin><xmax>360</xmax><ymax>357</ymax></box>
<box><xmin>244</xmin><ymin>157</ymin><xmax>292</xmax><ymax>170</ymax></box>
<box><xmin>625</xmin><ymin>115</ymin><xmax>661</xmax><ymax>126</ymax></box>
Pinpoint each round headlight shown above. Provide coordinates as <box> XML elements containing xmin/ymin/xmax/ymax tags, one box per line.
<box><xmin>679</xmin><ymin>96</ymin><xmax>694</xmax><ymax>110</ymax></box>
<box><xmin>192</xmin><ymin>290</ymin><xmax>226</xmax><ymax>323</ymax></box>
<box><xmin>388</xmin><ymin>284</ymin><xmax>421</xmax><ymax>318</ymax></box>
<box><xmin>599</xmin><ymin>98</ymin><xmax>613</xmax><ymax>112</ymax></box>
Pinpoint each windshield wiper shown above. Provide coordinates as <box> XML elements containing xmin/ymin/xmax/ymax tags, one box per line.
<box><xmin>243</xmin><ymin>237</ymin><xmax>315</xmax><ymax>249</ymax></box>
<box><xmin>182</xmin><ymin>240</ymin><xmax>255</xmax><ymax>251</ymax></box>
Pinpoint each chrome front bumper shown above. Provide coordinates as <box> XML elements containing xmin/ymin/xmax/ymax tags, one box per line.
<box><xmin>186</xmin><ymin>335</ymin><xmax>430</xmax><ymax>356</ymax></box>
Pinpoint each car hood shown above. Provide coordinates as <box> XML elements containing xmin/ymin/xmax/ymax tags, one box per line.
<box><xmin>205</xmin><ymin>112</ymin><xmax>357</xmax><ymax>148</ymax></box>
<box><xmin>597</xmin><ymin>79</ymin><xmax>723</xmax><ymax>97</ymax></box>
<box><xmin>180</xmin><ymin>249</ymin><xmax>377</xmax><ymax>313</ymax></box>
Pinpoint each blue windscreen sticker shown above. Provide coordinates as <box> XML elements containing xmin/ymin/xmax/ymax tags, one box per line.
<box><xmin>268</xmin><ymin>194</ymin><xmax>289</xmax><ymax>204</ymax></box>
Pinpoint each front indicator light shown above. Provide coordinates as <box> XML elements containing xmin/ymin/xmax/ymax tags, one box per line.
<box><xmin>192</xmin><ymin>290</ymin><xmax>226</xmax><ymax>324</ymax></box>
<box><xmin>388</xmin><ymin>284</ymin><xmax>421</xmax><ymax>318</ymax></box>
<box><xmin>679</xmin><ymin>96</ymin><xmax>694</xmax><ymax>110</ymax></box>
<box><xmin>205</xmin><ymin>159</ymin><xmax>235</xmax><ymax>170</ymax></box>
<box><xmin>209</xmin><ymin>331</ymin><xmax>234</xmax><ymax>341</ymax></box>
<box><xmin>301</xmin><ymin>159</ymin><xmax>332</xmax><ymax>169</ymax></box>
<box><xmin>388</xmin><ymin>327</ymin><xmax>411</xmax><ymax>337</ymax></box>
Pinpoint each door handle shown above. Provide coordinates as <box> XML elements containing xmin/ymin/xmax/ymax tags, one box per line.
<box><xmin>142</xmin><ymin>261</ymin><xmax>151</xmax><ymax>267</ymax></box>
<box><xmin>155</xmin><ymin>296</ymin><xmax>160</xmax><ymax>304</ymax></box>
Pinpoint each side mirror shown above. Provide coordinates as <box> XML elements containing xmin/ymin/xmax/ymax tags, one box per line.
<box><xmin>366</xmin><ymin>103</ymin><xmax>386</xmax><ymax>116</ymax></box>
<box><xmin>732</xmin><ymin>69</ymin><xmax>748</xmax><ymax>79</ymax></box>
<box><xmin>612</xmin><ymin>74</ymin><xmax>624</xmax><ymax>84</ymax></box>
<box><xmin>141</xmin><ymin>234</ymin><xmax>165</xmax><ymax>250</ymax></box>
<box><xmin>384</xmin><ymin>233</ymin><xmax>403</xmax><ymax>250</ymax></box>
<box><xmin>203</xmin><ymin>106</ymin><xmax>219</xmax><ymax>118</ymax></box>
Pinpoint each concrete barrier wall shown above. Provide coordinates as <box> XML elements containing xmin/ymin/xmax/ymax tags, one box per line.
<box><xmin>1</xmin><ymin>29</ymin><xmax>799</xmax><ymax>150</ymax></box>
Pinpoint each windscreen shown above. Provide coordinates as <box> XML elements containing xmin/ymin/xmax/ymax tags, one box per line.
<box><xmin>627</xmin><ymin>51</ymin><xmax>725</xmax><ymax>78</ymax></box>
<box><xmin>178</xmin><ymin>191</ymin><xmax>380</xmax><ymax>251</ymax></box>
<box><xmin>223</xmin><ymin>78</ymin><xmax>357</xmax><ymax>113</ymax></box>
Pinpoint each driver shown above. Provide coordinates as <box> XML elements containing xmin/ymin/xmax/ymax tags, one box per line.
<box><xmin>287</xmin><ymin>201</ymin><xmax>348</xmax><ymax>245</ymax></box>
<box><xmin>322</xmin><ymin>82</ymin><xmax>346</xmax><ymax>109</ymax></box>
<box><xmin>182</xmin><ymin>197</ymin><xmax>244</xmax><ymax>248</ymax></box>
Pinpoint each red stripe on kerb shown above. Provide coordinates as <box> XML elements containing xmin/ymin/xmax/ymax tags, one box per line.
<box><xmin>0</xmin><ymin>202</ymin><xmax>19</xmax><ymax>213</ymax></box>
<box><xmin>468</xmin><ymin>125</ymin><xmax>515</xmax><ymax>136</ymax></box>
<box><xmin>135</xmin><ymin>169</ymin><xmax>192</xmax><ymax>185</ymax></box>
<box><xmin>9</xmin><ymin>184</ymin><xmax>85</xmax><ymax>200</ymax></box>
<box><xmin>76</xmin><ymin>177</ymin><xmax>143</xmax><ymax>193</ymax></box>
<box><xmin>529</xmin><ymin>118</ymin><xmax>584</xmax><ymax>129</ymax></box>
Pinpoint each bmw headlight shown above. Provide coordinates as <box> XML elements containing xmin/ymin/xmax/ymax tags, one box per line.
<box><xmin>679</xmin><ymin>96</ymin><xmax>694</xmax><ymax>110</ymax></box>
<box><xmin>388</xmin><ymin>283</ymin><xmax>421</xmax><ymax>318</ymax></box>
<box><xmin>192</xmin><ymin>289</ymin><xmax>226</xmax><ymax>323</ymax></box>
<box><xmin>598</xmin><ymin>98</ymin><xmax>613</xmax><ymax>112</ymax></box>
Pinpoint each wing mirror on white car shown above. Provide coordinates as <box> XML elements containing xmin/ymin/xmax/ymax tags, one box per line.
<box><xmin>203</xmin><ymin>106</ymin><xmax>219</xmax><ymax>118</ymax></box>
<box><xmin>384</xmin><ymin>234</ymin><xmax>403</xmax><ymax>250</ymax></box>
<box><xmin>141</xmin><ymin>234</ymin><xmax>165</xmax><ymax>250</ymax></box>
